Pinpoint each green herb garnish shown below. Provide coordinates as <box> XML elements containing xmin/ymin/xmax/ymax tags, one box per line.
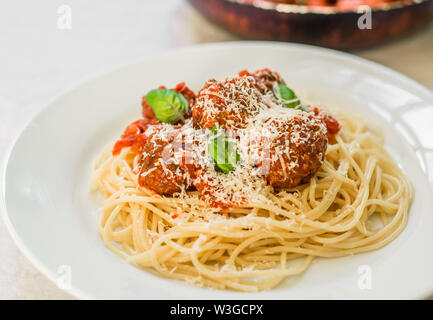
<box><xmin>145</xmin><ymin>89</ymin><xmax>189</xmax><ymax>124</ymax></box>
<box><xmin>208</xmin><ymin>126</ymin><xmax>240</xmax><ymax>173</ymax></box>
<box><xmin>276</xmin><ymin>83</ymin><xmax>305</xmax><ymax>111</ymax></box>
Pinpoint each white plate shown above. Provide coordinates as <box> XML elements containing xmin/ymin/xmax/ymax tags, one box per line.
<box><xmin>2</xmin><ymin>42</ymin><xmax>433</xmax><ymax>300</ymax></box>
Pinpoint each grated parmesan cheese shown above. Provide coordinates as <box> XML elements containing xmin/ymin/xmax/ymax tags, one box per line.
<box><xmin>140</xmin><ymin>72</ymin><xmax>327</xmax><ymax>210</ymax></box>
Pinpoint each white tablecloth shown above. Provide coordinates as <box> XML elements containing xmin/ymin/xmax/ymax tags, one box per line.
<box><xmin>1</xmin><ymin>0</ymin><xmax>432</xmax><ymax>299</ymax></box>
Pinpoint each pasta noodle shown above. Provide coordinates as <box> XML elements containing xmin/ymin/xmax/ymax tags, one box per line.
<box><xmin>90</xmin><ymin>111</ymin><xmax>413</xmax><ymax>292</ymax></box>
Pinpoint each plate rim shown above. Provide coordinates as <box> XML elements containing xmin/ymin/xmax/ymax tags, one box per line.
<box><xmin>2</xmin><ymin>41</ymin><xmax>433</xmax><ymax>300</ymax></box>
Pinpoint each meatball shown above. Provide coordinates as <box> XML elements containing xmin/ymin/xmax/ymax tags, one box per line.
<box><xmin>192</xmin><ymin>174</ymin><xmax>242</xmax><ymax>210</ymax></box>
<box><xmin>240</xmin><ymin>68</ymin><xmax>282</xmax><ymax>94</ymax></box>
<box><xmin>138</xmin><ymin>125</ymin><xmax>189</xmax><ymax>195</ymax></box>
<box><xmin>192</xmin><ymin>74</ymin><xmax>267</xmax><ymax>131</ymax></box>
<box><xmin>255</xmin><ymin>112</ymin><xmax>328</xmax><ymax>189</ymax></box>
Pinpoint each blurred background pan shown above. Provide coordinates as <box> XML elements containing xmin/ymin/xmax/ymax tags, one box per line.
<box><xmin>189</xmin><ymin>0</ymin><xmax>433</xmax><ymax>50</ymax></box>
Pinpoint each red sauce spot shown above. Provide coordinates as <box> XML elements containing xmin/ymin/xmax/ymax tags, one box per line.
<box><xmin>112</xmin><ymin>118</ymin><xmax>158</xmax><ymax>156</ymax></box>
<box><xmin>313</xmin><ymin>107</ymin><xmax>341</xmax><ymax>139</ymax></box>
<box><xmin>238</xmin><ymin>69</ymin><xmax>251</xmax><ymax>77</ymax></box>
<box><xmin>141</xmin><ymin>97</ymin><xmax>156</xmax><ymax>119</ymax></box>
<box><xmin>306</xmin><ymin>0</ymin><xmax>330</xmax><ymax>7</ymax></box>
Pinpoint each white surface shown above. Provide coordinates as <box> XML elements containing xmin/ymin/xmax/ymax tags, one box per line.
<box><xmin>0</xmin><ymin>0</ymin><xmax>432</xmax><ymax>300</ymax></box>
<box><xmin>3</xmin><ymin>42</ymin><xmax>433</xmax><ymax>300</ymax></box>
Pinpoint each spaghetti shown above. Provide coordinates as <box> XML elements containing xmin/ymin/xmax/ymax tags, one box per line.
<box><xmin>90</xmin><ymin>111</ymin><xmax>413</xmax><ymax>292</ymax></box>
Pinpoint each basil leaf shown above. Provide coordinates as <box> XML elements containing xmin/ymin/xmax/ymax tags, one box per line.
<box><xmin>276</xmin><ymin>83</ymin><xmax>305</xmax><ymax>111</ymax></box>
<box><xmin>208</xmin><ymin>126</ymin><xmax>240</xmax><ymax>173</ymax></box>
<box><xmin>145</xmin><ymin>89</ymin><xmax>189</xmax><ymax>124</ymax></box>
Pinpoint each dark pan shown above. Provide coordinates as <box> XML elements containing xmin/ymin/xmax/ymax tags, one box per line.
<box><xmin>189</xmin><ymin>0</ymin><xmax>433</xmax><ymax>50</ymax></box>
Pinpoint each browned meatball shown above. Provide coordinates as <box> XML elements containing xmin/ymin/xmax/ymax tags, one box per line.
<box><xmin>245</xmin><ymin>68</ymin><xmax>282</xmax><ymax>93</ymax></box>
<box><xmin>138</xmin><ymin>125</ymin><xmax>189</xmax><ymax>195</ymax></box>
<box><xmin>256</xmin><ymin>112</ymin><xmax>328</xmax><ymax>189</ymax></box>
<box><xmin>192</xmin><ymin>74</ymin><xmax>268</xmax><ymax>131</ymax></box>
